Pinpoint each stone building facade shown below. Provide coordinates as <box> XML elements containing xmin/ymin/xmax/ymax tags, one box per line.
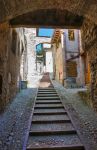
<box><xmin>20</xmin><ymin>35</ymin><xmax>28</xmax><ymax>81</ymax></box>
<box><xmin>52</xmin><ymin>29</ymin><xmax>88</xmax><ymax>87</ymax></box>
<box><xmin>81</xmin><ymin>19</ymin><xmax>97</xmax><ymax>110</ymax></box>
<box><xmin>45</xmin><ymin>50</ymin><xmax>53</xmax><ymax>73</ymax></box>
<box><xmin>0</xmin><ymin>1</ymin><xmax>97</xmax><ymax>111</ymax></box>
<box><xmin>0</xmin><ymin>23</ymin><xmax>27</xmax><ymax>112</ymax></box>
<box><xmin>24</xmin><ymin>28</ymin><xmax>51</xmax><ymax>86</ymax></box>
<box><xmin>52</xmin><ymin>30</ymin><xmax>64</xmax><ymax>85</ymax></box>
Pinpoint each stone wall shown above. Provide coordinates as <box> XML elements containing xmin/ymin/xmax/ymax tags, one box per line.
<box><xmin>45</xmin><ymin>50</ymin><xmax>53</xmax><ymax>73</ymax></box>
<box><xmin>55</xmin><ymin>42</ymin><xmax>64</xmax><ymax>84</ymax></box>
<box><xmin>81</xmin><ymin>19</ymin><xmax>97</xmax><ymax>110</ymax></box>
<box><xmin>81</xmin><ymin>19</ymin><xmax>97</xmax><ymax>51</ymax></box>
<box><xmin>0</xmin><ymin>23</ymin><xmax>26</xmax><ymax>112</ymax></box>
<box><xmin>20</xmin><ymin>32</ymin><xmax>28</xmax><ymax>81</ymax></box>
<box><xmin>52</xmin><ymin>35</ymin><xmax>64</xmax><ymax>85</ymax></box>
<box><xmin>1</xmin><ymin>0</ymin><xmax>97</xmax><ymax>28</ymax></box>
<box><xmin>0</xmin><ymin>22</ymin><xmax>11</xmax><ymax>111</ymax></box>
<box><xmin>8</xmin><ymin>28</ymin><xmax>25</xmax><ymax>97</ymax></box>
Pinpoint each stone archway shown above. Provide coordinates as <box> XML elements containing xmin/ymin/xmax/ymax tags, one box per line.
<box><xmin>9</xmin><ymin>9</ymin><xmax>83</xmax><ymax>28</ymax></box>
<box><xmin>0</xmin><ymin>0</ymin><xmax>97</xmax><ymax>25</ymax></box>
<box><xmin>0</xmin><ymin>1</ymin><xmax>97</xmax><ymax>111</ymax></box>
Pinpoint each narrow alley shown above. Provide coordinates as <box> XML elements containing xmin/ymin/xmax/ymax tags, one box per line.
<box><xmin>0</xmin><ymin>1</ymin><xmax>97</xmax><ymax>150</ymax></box>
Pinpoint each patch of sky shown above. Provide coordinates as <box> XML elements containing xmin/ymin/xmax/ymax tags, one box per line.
<box><xmin>38</xmin><ymin>28</ymin><xmax>54</xmax><ymax>37</ymax></box>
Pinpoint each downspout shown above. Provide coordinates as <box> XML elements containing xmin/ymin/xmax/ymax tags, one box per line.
<box><xmin>61</xmin><ymin>30</ymin><xmax>66</xmax><ymax>86</ymax></box>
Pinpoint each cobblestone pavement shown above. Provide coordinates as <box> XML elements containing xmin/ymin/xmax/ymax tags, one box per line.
<box><xmin>0</xmin><ymin>75</ymin><xmax>41</xmax><ymax>150</ymax></box>
<box><xmin>52</xmin><ymin>80</ymin><xmax>97</xmax><ymax>150</ymax></box>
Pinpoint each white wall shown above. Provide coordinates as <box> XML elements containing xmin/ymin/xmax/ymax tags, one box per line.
<box><xmin>46</xmin><ymin>51</ymin><xmax>53</xmax><ymax>73</ymax></box>
<box><xmin>64</xmin><ymin>29</ymin><xmax>79</xmax><ymax>53</ymax></box>
<box><xmin>24</xmin><ymin>28</ymin><xmax>52</xmax><ymax>86</ymax></box>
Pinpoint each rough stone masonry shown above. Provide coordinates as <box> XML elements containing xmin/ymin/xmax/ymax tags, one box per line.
<box><xmin>81</xmin><ymin>19</ymin><xmax>97</xmax><ymax>111</ymax></box>
<box><xmin>0</xmin><ymin>1</ymin><xmax>97</xmax><ymax>111</ymax></box>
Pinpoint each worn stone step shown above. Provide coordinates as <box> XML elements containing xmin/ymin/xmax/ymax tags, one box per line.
<box><xmin>38</xmin><ymin>87</ymin><xmax>54</xmax><ymax>90</ymax></box>
<box><xmin>38</xmin><ymin>90</ymin><xmax>57</xmax><ymax>93</ymax></box>
<box><xmin>27</xmin><ymin>134</ymin><xmax>84</xmax><ymax>150</ymax></box>
<box><xmin>34</xmin><ymin>108</ymin><xmax>66</xmax><ymax>113</ymax></box>
<box><xmin>36</xmin><ymin>100</ymin><xmax>61</xmax><ymax>102</ymax></box>
<box><xmin>35</xmin><ymin>104</ymin><xmax>63</xmax><ymax>108</ymax></box>
<box><xmin>37</xmin><ymin>94</ymin><xmax>58</xmax><ymax>97</ymax></box>
<box><xmin>29</xmin><ymin>130</ymin><xmax>77</xmax><ymax>136</ymax></box>
<box><xmin>38</xmin><ymin>91</ymin><xmax>56</xmax><ymax>93</ymax></box>
<box><xmin>36</xmin><ymin>98</ymin><xmax>60</xmax><ymax>101</ymax></box>
<box><xmin>38</xmin><ymin>90</ymin><xmax>55</xmax><ymax>92</ymax></box>
<box><xmin>36</xmin><ymin>97</ymin><xmax>60</xmax><ymax>100</ymax></box>
<box><xmin>30</xmin><ymin>122</ymin><xmax>74</xmax><ymax>132</ymax></box>
<box><xmin>32</xmin><ymin>120</ymin><xmax>71</xmax><ymax>124</ymax></box>
<box><xmin>32</xmin><ymin>114</ymin><xmax>69</xmax><ymax>122</ymax></box>
<box><xmin>38</xmin><ymin>91</ymin><xmax>57</xmax><ymax>93</ymax></box>
<box><xmin>33</xmin><ymin>112</ymin><xmax>67</xmax><ymax>115</ymax></box>
<box><xmin>38</xmin><ymin>89</ymin><xmax>55</xmax><ymax>90</ymax></box>
<box><xmin>35</xmin><ymin>100</ymin><xmax>61</xmax><ymax>104</ymax></box>
<box><xmin>34</xmin><ymin>106</ymin><xmax>64</xmax><ymax>109</ymax></box>
<box><xmin>27</xmin><ymin>145</ymin><xmax>85</xmax><ymax>150</ymax></box>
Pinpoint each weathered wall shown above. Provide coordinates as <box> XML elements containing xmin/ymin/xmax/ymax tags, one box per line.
<box><xmin>24</xmin><ymin>28</ymin><xmax>51</xmax><ymax>87</ymax></box>
<box><xmin>8</xmin><ymin>29</ymin><xmax>19</xmax><ymax>100</ymax></box>
<box><xmin>20</xmin><ymin>32</ymin><xmax>28</xmax><ymax>81</ymax></box>
<box><xmin>0</xmin><ymin>1</ymin><xmax>97</xmax><ymax>112</ymax></box>
<box><xmin>0</xmin><ymin>0</ymin><xmax>97</xmax><ymax>28</ymax></box>
<box><xmin>45</xmin><ymin>51</ymin><xmax>53</xmax><ymax>73</ymax></box>
<box><xmin>53</xmin><ymin>29</ymin><xmax>84</xmax><ymax>87</ymax></box>
<box><xmin>64</xmin><ymin>29</ymin><xmax>82</xmax><ymax>86</ymax></box>
<box><xmin>8</xmin><ymin>28</ymin><xmax>26</xmax><ymax>96</ymax></box>
<box><xmin>64</xmin><ymin>29</ymin><xmax>79</xmax><ymax>53</ymax></box>
<box><xmin>0</xmin><ymin>23</ymin><xmax>26</xmax><ymax>112</ymax></box>
<box><xmin>81</xmin><ymin>19</ymin><xmax>97</xmax><ymax>110</ymax></box>
<box><xmin>0</xmin><ymin>22</ymin><xmax>11</xmax><ymax>111</ymax></box>
<box><xmin>53</xmin><ymin>41</ymin><xmax>64</xmax><ymax>85</ymax></box>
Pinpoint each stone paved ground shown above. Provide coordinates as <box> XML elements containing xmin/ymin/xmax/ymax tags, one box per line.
<box><xmin>52</xmin><ymin>80</ymin><xmax>97</xmax><ymax>150</ymax></box>
<box><xmin>0</xmin><ymin>75</ymin><xmax>42</xmax><ymax>150</ymax></box>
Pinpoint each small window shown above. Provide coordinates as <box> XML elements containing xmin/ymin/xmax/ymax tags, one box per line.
<box><xmin>36</xmin><ymin>43</ymin><xmax>44</xmax><ymax>62</ymax></box>
<box><xmin>36</xmin><ymin>43</ymin><xmax>43</xmax><ymax>55</ymax></box>
<box><xmin>68</xmin><ymin>30</ymin><xmax>75</xmax><ymax>41</ymax></box>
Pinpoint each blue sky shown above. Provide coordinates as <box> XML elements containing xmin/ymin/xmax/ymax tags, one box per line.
<box><xmin>38</xmin><ymin>28</ymin><xmax>54</xmax><ymax>37</ymax></box>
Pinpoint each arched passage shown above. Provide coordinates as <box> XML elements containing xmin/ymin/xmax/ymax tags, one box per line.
<box><xmin>0</xmin><ymin>0</ymin><xmax>97</xmax><ymax>25</ymax></box>
<box><xmin>0</xmin><ymin>1</ymin><xmax>97</xmax><ymax>111</ymax></box>
<box><xmin>9</xmin><ymin>9</ymin><xmax>83</xmax><ymax>28</ymax></box>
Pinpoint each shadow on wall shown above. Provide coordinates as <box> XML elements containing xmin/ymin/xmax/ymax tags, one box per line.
<box><xmin>0</xmin><ymin>75</ymin><xmax>2</xmax><ymax>95</ymax></box>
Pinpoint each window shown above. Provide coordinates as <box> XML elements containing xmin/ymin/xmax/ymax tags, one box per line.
<box><xmin>68</xmin><ymin>30</ymin><xmax>75</xmax><ymax>41</ymax></box>
<box><xmin>36</xmin><ymin>43</ymin><xmax>44</xmax><ymax>56</ymax></box>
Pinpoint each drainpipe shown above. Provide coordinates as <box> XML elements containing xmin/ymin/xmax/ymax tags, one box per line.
<box><xmin>52</xmin><ymin>45</ymin><xmax>55</xmax><ymax>79</ymax></box>
<box><xmin>61</xmin><ymin>30</ymin><xmax>66</xmax><ymax>86</ymax></box>
<box><xmin>79</xmin><ymin>30</ymin><xmax>85</xmax><ymax>86</ymax></box>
